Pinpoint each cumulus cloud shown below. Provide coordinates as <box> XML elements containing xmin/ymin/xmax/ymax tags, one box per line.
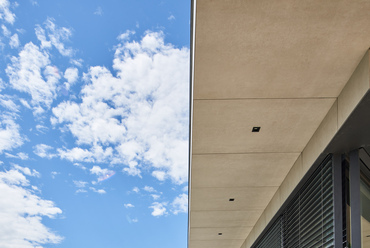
<box><xmin>33</xmin><ymin>144</ymin><xmax>55</xmax><ymax>159</ymax></box>
<box><xmin>52</xmin><ymin>30</ymin><xmax>189</xmax><ymax>184</ymax></box>
<box><xmin>143</xmin><ymin>186</ymin><xmax>156</xmax><ymax>193</ymax></box>
<box><xmin>6</xmin><ymin>42</ymin><xmax>60</xmax><ymax>114</ymax></box>
<box><xmin>0</xmin><ymin>114</ymin><xmax>23</xmax><ymax>153</ymax></box>
<box><xmin>64</xmin><ymin>67</ymin><xmax>78</xmax><ymax>84</ymax></box>
<box><xmin>89</xmin><ymin>165</ymin><xmax>115</xmax><ymax>182</ymax></box>
<box><xmin>124</xmin><ymin>203</ymin><xmax>134</xmax><ymax>208</ymax></box>
<box><xmin>132</xmin><ymin>187</ymin><xmax>139</xmax><ymax>193</ymax></box>
<box><xmin>149</xmin><ymin>202</ymin><xmax>167</xmax><ymax>217</ymax></box>
<box><xmin>0</xmin><ymin>0</ymin><xmax>15</xmax><ymax>24</ymax></box>
<box><xmin>171</xmin><ymin>193</ymin><xmax>187</xmax><ymax>215</ymax></box>
<box><xmin>89</xmin><ymin>187</ymin><xmax>106</xmax><ymax>194</ymax></box>
<box><xmin>0</xmin><ymin>169</ymin><xmax>63</xmax><ymax>247</ymax></box>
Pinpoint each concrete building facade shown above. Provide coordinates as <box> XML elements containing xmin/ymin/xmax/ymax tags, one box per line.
<box><xmin>188</xmin><ymin>1</ymin><xmax>370</xmax><ymax>247</ymax></box>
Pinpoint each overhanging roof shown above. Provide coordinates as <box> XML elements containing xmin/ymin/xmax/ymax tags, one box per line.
<box><xmin>189</xmin><ymin>1</ymin><xmax>370</xmax><ymax>248</ymax></box>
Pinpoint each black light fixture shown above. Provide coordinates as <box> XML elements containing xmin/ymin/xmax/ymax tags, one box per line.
<box><xmin>252</xmin><ymin>126</ymin><xmax>261</xmax><ymax>132</ymax></box>
<box><xmin>229</xmin><ymin>198</ymin><xmax>235</xmax><ymax>202</ymax></box>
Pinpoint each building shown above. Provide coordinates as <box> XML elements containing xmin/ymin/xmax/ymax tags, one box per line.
<box><xmin>188</xmin><ymin>1</ymin><xmax>370</xmax><ymax>247</ymax></box>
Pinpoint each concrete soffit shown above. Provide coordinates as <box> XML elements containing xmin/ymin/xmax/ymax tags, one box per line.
<box><xmin>188</xmin><ymin>1</ymin><xmax>370</xmax><ymax>248</ymax></box>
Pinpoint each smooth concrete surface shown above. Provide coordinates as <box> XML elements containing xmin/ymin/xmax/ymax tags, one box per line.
<box><xmin>189</xmin><ymin>1</ymin><xmax>370</xmax><ymax>247</ymax></box>
<box><xmin>338</xmin><ymin>50</ymin><xmax>370</xmax><ymax>127</ymax></box>
<box><xmin>302</xmin><ymin>100</ymin><xmax>338</xmax><ymax>175</ymax></box>
<box><xmin>194</xmin><ymin>1</ymin><xmax>370</xmax><ymax>100</ymax></box>
<box><xmin>193</xmin><ymin>99</ymin><xmax>336</xmax><ymax>154</ymax></box>
<box><xmin>190</xmin><ymin>227</ymin><xmax>252</xmax><ymax>241</ymax></box>
<box><xmin>192</xmin><ymin>153</ymin><xmax>299</xmax><ymax>188</ymax></box>
<box><xmin>191</xmin><ymin>187</ymin><xmax>278</xmax><ymax>211</ymax></box>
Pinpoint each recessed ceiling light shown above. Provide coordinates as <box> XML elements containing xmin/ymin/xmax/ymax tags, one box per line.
<box><xmin>252</xmin><ymin>127</ymin><xmax>261</xmax><ymax>132</ymax></box>
<box><xmin>218</xmin><ymin>233</ymin><xmax>222</xmax><ymax>236</ymax></box>
<box><xmin>229</xmin><ymin>198</ymin><xmax>235</xmax><ymax>202</ymax></box>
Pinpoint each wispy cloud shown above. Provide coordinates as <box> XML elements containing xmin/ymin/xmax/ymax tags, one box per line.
<box><xmin>73</xmin><ymin>180</ymin><xmax>88</xmax><ymax>188</ymax></box>
<box><xmin>168</xmin><ymin>14</ymin><xmax>175</xmax><ymax>21</ymax></box>
<box><xmin>33</xmin><ymin>144</ymin><xmax>55</xmax><ymax>159</ymax></box>
<box><xmin>90</xmin><ymin>187</ymin><xmax>106</xmax><ymax>194</ymax></box>
<box><xmin>94</xmin><ymin>6</ymin><xmax>103</xmax><ymax>16</ymax></box>
<box><xmin>35</xmin><ymin>18</ymin><xmax>73</xmax><ymax>56</ymax></box>
<box><xmin>9</xmin><ymin>33</ymin><xmax>19</xmax><ymax>48</ymax></box>
<box><xmin>171</xmin><ymin>193</ymin><xmax>187</xmax><ymax>215</ymax></box>
<box><xmin>0</xmin><ymin>114</ymin><xmax>23</xmax><ymax>153</ymax></box>
<box><xmin>0</xmin><ymin>0</ymin><xmax>16</xmax><ymax>24</ymax></box>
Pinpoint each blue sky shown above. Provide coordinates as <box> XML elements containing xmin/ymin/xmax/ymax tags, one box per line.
<box><xmin>0</xmin><ymin>0</ymin><xmax>190</xmax><ymax>247</ymax></box>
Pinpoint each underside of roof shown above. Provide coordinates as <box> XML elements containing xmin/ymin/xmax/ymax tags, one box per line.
<box><xmin>189</xmin><ymin>1</ymin><xmax>370</xmax><ymax>248</ymax></box>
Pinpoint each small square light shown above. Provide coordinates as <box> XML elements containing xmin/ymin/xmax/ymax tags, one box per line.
<box><xmin>252</xmin><ymin>126</ymin><xmax>261</xmax><ymax>132</ymax></box>
<box><xmin>218</xmin><ymin>233</ymin><xmax>223</xmax><ymax>236</ymax></box>
<box><xmin>229</xmin><ymin>198</ymin><xmax>235</xmax><ymax>202</ymax></box>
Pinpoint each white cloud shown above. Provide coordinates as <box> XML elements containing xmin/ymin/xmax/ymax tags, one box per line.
<box><xmin>143</xmin><ymin>186</ymin><xmax>156</xmax><ymax>193</ymax></box>
<box><xmin>9</xmin><ymin>33</ymin><xmax>19</xmax><ymax>48</ymax></box>
<box><xmin>0</xmin><ymin>0</ymin><xmax>15</xmax><ymax>24</ymax></box>
<box><xmin>171</xmin><ymin>193</ymin><xmax>187</xmax><ymax>215</ymax></box>
<box><xmin>35</xmin><ymin>18</ymin><xmax>73</xmax><ymax>57</ymax></box>
<box><xmin>151</xmin><ymin>194</ymin><xmax>160</xmax><ymax>200</ymax></box>
<box><xmin>1</xmin><ymin>24</ymin><xmax>10</xmax><ymax>37</ymax></box>
<box><xmin>89</xmin><ymin>187</ymin><xmax>106</xmax><ymax>194</ymax></box>
<box><xmin>89</xmin><ymin>165</ymin><xmax>115</xmax><ymax>182</ymax></box>
<box><xmin>33</xmin><ymin>144</ymin><xmax>55</xmax><ymax>159</ymax></box>
<box><xmin>35</xmin><ymin>124</ymin><xmax>48</xmax><ymax>133</ymax></box>
<box><xmin>168</xmin><ymin>14</ymin><xmax>175</xmax><ymax>21</ymax></box>
<box><xmin>6</xmin><ymin>42</ymin><xmax>60</xmax><ymax>114</ymax></box>
<box><xmin>16</xmin><ymin>152</ymin><xmax>29</xmax><ymax>160</ymax></box>
<box><xmin>64</xmin><ymin>67</ymin><xmax>78</xmax><ymax>84</ymax></box>
<box><xmin>0</xmin><ymin>169</ymin><xmax>63</xmax><ymax>247</ymax></box>
<box><xmin>124</xmin><ymin>203</ymin><xmax>134</xmax><ymax>208</ymax></box>
<box><xmin>73</xmin><ymin>163</ymin><xmax>87</xmax><ymax>170</ymax></box>
<box><xmin>76</xmin><ymin>189</ymin><xmax>87</xmax><ymax>194</ymax></box>
<box><xmin>0</xmin><ymin>95</ymin><xmax>19</xmax><ymax>112</ymax></box>
<box><xmin>149</xmin><ymin>202</ymin><xmax>167</xmax><ymax>217</ymax></box>
<box><xmin>52</xmin><ymin>30</ymin><xmax>189</xmax><ymax>184</ymax></box>
<box><xmin>73</xmin><ymin>180</ymin><xmax>88</xmax><ymax>188</ymax></box>
<box><xmin>94</xmin><ymin>6</ymin><xmax>103</xmax><ymax>16</ymax></box>
<box><xmin>12</xmin><ymin>164</ymin><xmax>40</xmax><ymax>177</ymax></box>
<box><xmin>50</xmin><ymin>171</ymin><xmax>59</xmax><ymax>179</ymax></box>
<box><xmin>0</xmin><ymin>114</ymin><xmax>23</xmax><ymax>153</ymax></box>
<box><xmin>132</xmin><ymin>187</ymin><xmax>139</xmax><ymax>193</ymax></box>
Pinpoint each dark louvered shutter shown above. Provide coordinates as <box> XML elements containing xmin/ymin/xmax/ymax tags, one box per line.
<box><xmin>254</xmin><ymin>217</ymin><xmax>282</xmax><ymax>248</ymax></box>
<box><xmin>253</xmin><ymin>157</ymin><xmax>334</xmax><ymax>248</ymax></box>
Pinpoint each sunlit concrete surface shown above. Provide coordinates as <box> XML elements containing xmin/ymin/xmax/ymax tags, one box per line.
<box><xmin>189</xmin><ymin>0</ymin><xmax>370</xmax><ymax>247</ymax></box>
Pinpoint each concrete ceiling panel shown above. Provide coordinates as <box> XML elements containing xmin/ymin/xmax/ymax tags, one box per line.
<box><xmin>194</xmin><ymin>0</ymin><xmax>370</xmax><ymax>99</ymax></box>
<box><xmin>190</xmin><ymin>186</ymin><xmax>278</xmax><ymax>211</ymax></box>
<box><xmin>189</xmin><ymin>239</ymin><xmax>245</xmax><ymax>248</ymax></box>
<box><xmin>190</xmin><ymin>210</ymin><xmax>263</xmax><ymax>228</ymax></box>
<box><xmin>192</xmin><ymin>98</ymin><xmax>335</xmax><ymax>154</ymax></box>
<box><xmin>190</xmin><ymin>227</ymin><xmax>253</xmax><ymax>241</ymax></box>
<box><xmin>191</xmin><ymin>153</ymin><xmax>299</xmax><ymax>188</ymax></box>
